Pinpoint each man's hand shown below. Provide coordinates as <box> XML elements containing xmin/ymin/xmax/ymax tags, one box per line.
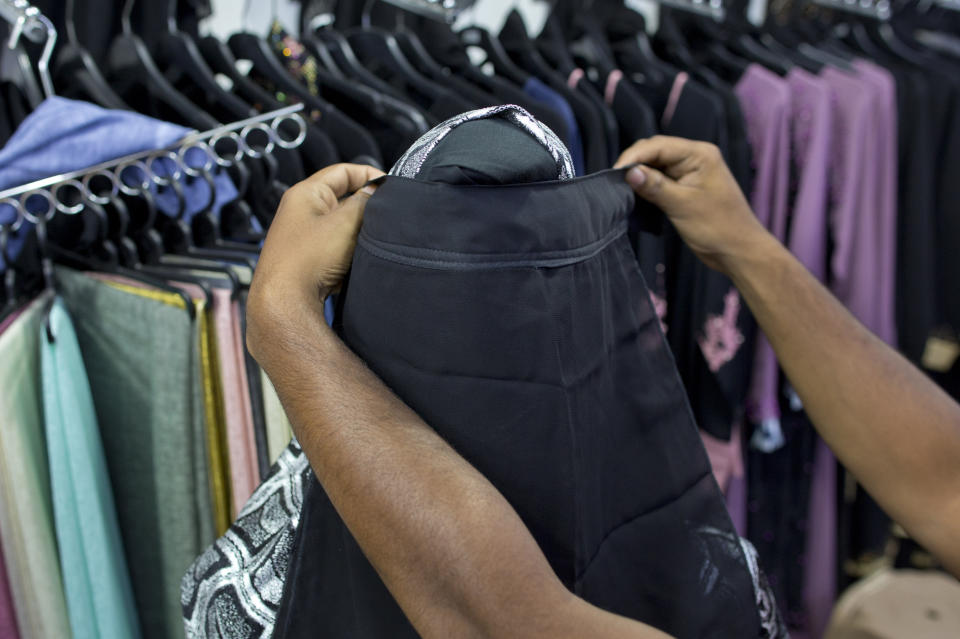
<box><xmin>616</xmin><ymin>136</ymin><xmax>770</xmax><ymax>274</ymax></box>
<box><xmin>247</xmin><ymin>163</ymin><xmax>383</xmax><ymax>364</ymax></box>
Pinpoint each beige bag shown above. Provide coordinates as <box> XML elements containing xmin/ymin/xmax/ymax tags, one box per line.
<box><xmin>825</xmin><ymin>569</ymin><xmax>960</xmax><ymax>639</ymax></box>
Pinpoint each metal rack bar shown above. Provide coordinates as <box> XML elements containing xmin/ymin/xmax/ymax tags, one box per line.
<box><xmin>0</xmin><ymin>104</ymin><xmax>306</xmax><ymax>201</ymax></box>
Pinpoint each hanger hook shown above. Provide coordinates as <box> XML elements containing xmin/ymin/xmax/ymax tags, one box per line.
<box><xmin>168</xmin><ymin>0</ymin><xmax>177</xmax><ymax>34</ymax></box>
<box><xmin>35</xmin><ymin>14</ymin><xmax>56</xmax><ymax>98</ymax></box>
<box><xmin>122</xmin><ymin>0</ymin><xmax>134</xmax><ymax>35</ymax></box>
<box><xmin>65</xmin><ymin>0</ymin><xmax>78</xmax><ymax>43</ymax></box>
<box><xmin>7</xmin><ymin>13</ymin><xmax>26</xmax><ymax>49</ymax></box>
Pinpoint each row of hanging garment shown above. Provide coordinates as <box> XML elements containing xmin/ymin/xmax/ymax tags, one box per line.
<box><xmin>0</xmin><ymin>3</ymin><xmax>327</xmax><ymax>638</ymax></box>
<box><xmin>0</xmin><ymin>0</ymin><xmax>957</xmax><ymax>638</ymax></box>
<box><xmin>280</xmin><ymin>1</ymin><xmax>958</xmax><ymax>638</ymax></box>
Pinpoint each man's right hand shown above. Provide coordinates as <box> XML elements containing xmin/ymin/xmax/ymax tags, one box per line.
<box><xmin>615</xmin><ymin>136</ymin><xmax>772</xmax><ymax>274</ymax></box>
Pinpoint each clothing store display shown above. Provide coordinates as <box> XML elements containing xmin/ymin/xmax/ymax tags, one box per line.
<box><xmin>56</xmin><ymin>269</ymin><xmax>213</xmax><ymax>639</ymax></box>
<box><xmin>268</xmin><ymin>106</ymin><xmax>784</xmax><ymax>639</ymax></box>
<box><xmin>0</xmin><ymin>98</ymin><xmax>237</xmax><ymax>267</ymax></box>
<box><xmin>0</xmin><ymin>3</ymin><xmax>954</xmax><ymax>639</ymax></box>
<box><xmin>646</xmin><ymin>69</ymin><xmax>757</xmax><ymax>446</ymax></box>
<box><xmin>0</xmin><ymin>293</ymin><xmax>73</xmax><ymax>639</ymax></box>
<box><xmin>41</xmin><ymin>299</ymin><xmax>142</xmax><ymax>639</ymax></box>
<box><xmin>161</xmin><ymin>279</ymin><xmax>232</xmax><ymax>534</ymax></box>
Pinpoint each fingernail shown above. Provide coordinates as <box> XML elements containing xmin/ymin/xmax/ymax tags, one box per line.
<box><xmin>626</xmin><ymin>166</ymin><xmax>647</xmax><ymax>188</ymax></box>
<box><xmin>361</xmin><ymin>184</ymin><xmax>378</xmax><ymax>196</ymax></box>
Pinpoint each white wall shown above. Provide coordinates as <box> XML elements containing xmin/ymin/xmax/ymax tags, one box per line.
<box><xmin>200</xmin><ymin>0</ymin><xmax>763</xmax><ymax>39</ymax></box>
<box><xmin>202</xmin><ymin>0</ymin><xmax>302</xmax><ymax>37</ymax></box>
<box><xmin>201</xmin><ymin>0</ymin><xmax>554</xmax><ymax>38</ymax></box>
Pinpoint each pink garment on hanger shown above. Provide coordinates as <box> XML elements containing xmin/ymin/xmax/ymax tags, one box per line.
<box><xmin>211</xmin><ymin>289</ymin><xmax>259</xmax><ymax>512</ymax></box>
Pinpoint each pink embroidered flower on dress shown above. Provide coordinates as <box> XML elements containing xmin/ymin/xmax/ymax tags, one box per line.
<box><xmin>649</xmin><ymin>290</ymin><xmax>668</xmax><ymax>334</ymax></box>
<box><xmin>698</xmin><ymin>288</ymin><xmax>745</xmax><ymax>372</ymax></box>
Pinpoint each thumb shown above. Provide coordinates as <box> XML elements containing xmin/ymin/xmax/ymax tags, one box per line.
<box><xmin>335</xmin><ymin>182</ymin><xmax>379</xmax><ymax>229</ymax></box>
<box><xmin>625</xmin><ymin>165</ymin><xmax>683</xmax><ymax>211</ymax></box>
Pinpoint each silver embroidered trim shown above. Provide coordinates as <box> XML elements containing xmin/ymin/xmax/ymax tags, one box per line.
<box><xmin>181</xmin><ymin>440</ymin><xmax>310</xmax><ymax>639</ymax></box>
<box><xmin>739</xmin><ymin>537</ymin><xmax>790</xmax><ymax>638</ymax></box>
<box><xmin>389</xmin><ymin>104</ymin><xmax>575</xmax><ymax>181</ymax></box>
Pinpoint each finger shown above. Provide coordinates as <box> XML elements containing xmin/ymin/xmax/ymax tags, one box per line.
<box><xmin>624</xmin><ymin>165</ymin><xmax>686</xmax><ymax>211</ymax></box>
<box><xmin>614</xmin><ymin>136</ymin><xmax>702</xmax><ymax>172</ymax></box>
<box><xmin>306</xmin><ymin>163</ymin><xmax>386</xmax><ymax>200</ymax></box>
<box><xmin>323</xmin><ymin>179</ymin><xmax>380</xmax><ymax>233</ymax></box>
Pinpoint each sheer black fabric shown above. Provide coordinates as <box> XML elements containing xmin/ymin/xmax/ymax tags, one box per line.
<box><xmin>272</xmin><ymin>167</ymin><xmax>777</xmax><ymax>637</ymax></box>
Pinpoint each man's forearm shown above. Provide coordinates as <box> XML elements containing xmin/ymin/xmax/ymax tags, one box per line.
<box><xmin>727</xmin><ymin>234</ymin><xmax>960</xmax><ymax>575</ymax></box>
<box><xmin>256</xmin><ymin>299</ymin><xmax>671</xmax><ymax>639</ymax></box>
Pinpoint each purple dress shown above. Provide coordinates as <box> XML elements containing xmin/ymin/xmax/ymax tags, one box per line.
<box><xmin>786</xmin><ymin>70</ymin><xmax>837</xmax><ymax>633</ymax></box>
<box><xmin>735</xmin><ymin>65</ymin><xmax>793</xmax><ymax>453</ymax></box>
<box><xmin>799</xmin><ymin>63</ymin><xmax>898</xmax><ymax>639</ymax></box>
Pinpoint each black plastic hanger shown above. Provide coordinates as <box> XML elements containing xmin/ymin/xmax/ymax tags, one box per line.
<box><xmin>228</xmin><ymin>31</ymin><xmax>322</xmax><ymax>102</ymax></box>
<box><xmin>393</xmin><ymin>27</ymin><xmax>497</xmax><ymax>110</ymax></box>
<box><xmin>458</xmin><ymin>26</ymin><xmax>530</xmax><ymax>85</ymax></box>
<box><xmin>597</xmin><ymin>4</ymin><xmax>674</xmax><ymax>86</ymax></box>
<box><xmin>198</xmin><ymin>35</ymin><xmax>285</xmax><ymax>111</ymax></box>
<box><xmin>295</xmin><ymin>29</ymin><xmax>345</xmax><ymax>79</ymax></box>
<box><xmin>538</xmin><ymin>12</ymin><xmax>582</xmax><ymax>76</ymax></box>
<box><xmin>154</xmin><ymin>168</ymin><xmax>257</xmax><ymax>270</ymax></box>
<box><xmin>41</xmin><ymin>190</ymin><xmax>199</xmax><ymax>318</ymax></box>
<box><xmin>227</xmin><ymin>30</ymin><xmax>382</xmax><ymax>165</ymax></box>
<box><xmin>732</xmin><ymin>32</ymin><xmax>793</xmax><ymax>75</ymax></box>
<box><xmin>146</xmin><ymin>178</ymin><xmax>241</xmax><ymax>300</ymax></box>
<box><xmin>345</xmin><ymin>27</ymin><xmax>445</xmax><ymax>97</ymax></box>
<box><xmin>868</xmin><ymin>20</ymin><xmax>932</xmax><ymax>66</ymax></box>
<box><xmin>54</xmin><ymin>0</ymin><xmax>130</xmax><ymax>109</ymax></box>
<box><xmin>0</xmin><ymin>40</ymin><xmax>43</xmax><ymax>110</ymax></box>
<box><xmin>394</xmin><ymin>28</ymin><xmax>450</xmax><ymax>80</ymax></box>
<box><xmin>308</xmin><ymin>28</ymin><xmax>401</xmax><ymax>99</ymax></box>
<box><xmin>210</xmin><ymin>161</ymin><xmax>260</xmax><ymax>244</ymax></box>
<box><xmin>154</xmin><ymin>0</ymin><xmax>255</xmax><ymax>122</ymax></box>
<box><xmin>106</xmin><ymin>0</ymin><xmax>217</xmax><ymax>129</ymax></box>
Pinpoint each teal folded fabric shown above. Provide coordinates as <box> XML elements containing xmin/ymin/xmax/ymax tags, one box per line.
<box><xmin>0</xmin><ymin>293</ymin><xmax>72</xmax><ymax>639</ymax></box>
<box><xmin>41</xmin><ymin>299</ymin><xmax>141</xmax><ymax>639</ymax></box>
<box><xmin>56</xmin><ymin>269</ymin><xmax>213</xmax><ymax>639</ymax></box>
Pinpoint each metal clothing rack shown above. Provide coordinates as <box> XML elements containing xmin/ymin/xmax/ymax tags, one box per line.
<box><xmin>0</xmin><ymin>104</ymin><xmax>307</xmax><ymax>228</ymax></box>
<box><xmin>0</xmin><ymin>0</ymin><xmax>56</xmax><ymax>98</ymax></box>
<box><xmin>811</xmin><ymin>0</ymin><xmax>892</xmax><ymax>19</ymax></box>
